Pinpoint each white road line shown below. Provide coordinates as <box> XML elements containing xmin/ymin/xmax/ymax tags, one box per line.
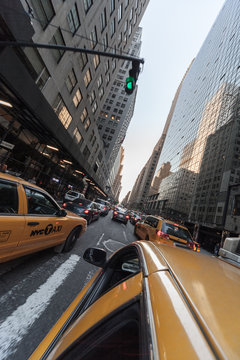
<box><xmin>96</xmin><ymin>233</ymin><xmax>104</xmax><ymax>246</ymax></box>
<box><xmin>0</xmin><ymin>254</ymin><xmax>80</xmax><ymax>360</ymax></box>
<box><xmin>103</xmin><ymin>239</ymin><xmax>125</xmax><ymax>253</ymax></box>
<box><xmin>123</xmin><ymin>230</ymin><xmax>128</xmax><ymax>243</ymax></box>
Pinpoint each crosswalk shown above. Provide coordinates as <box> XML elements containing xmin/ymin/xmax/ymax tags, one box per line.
<box><xmin>0</xmin><ymin>254</ymin><xmax>80</xmax><ymax>360</ymax></box>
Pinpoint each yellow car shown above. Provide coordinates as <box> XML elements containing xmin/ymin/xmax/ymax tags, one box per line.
<box><xmin>0</xmin><ymin>172</ymin><xmax>87</xmax><ymax>263</ymax></box>
<box><xmin>30</xmin><ymin>241</ymin><xmax>240</xmax><ymax>359</ymax></box>
<box><xmin>135</xmin><ymin>215</ymin><xmax>200</xmax><ymax>251</ymax></box>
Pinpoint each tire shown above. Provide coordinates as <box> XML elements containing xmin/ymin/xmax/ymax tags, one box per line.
<box><xmin>63</xmin><ymin>227</ymin><xmax>81</xmax><ymax>252</ymax></box>
<box><xmin>87</xmin><ymin>216</ymin><xmax>92</xmax><ymax>225</ymax></box>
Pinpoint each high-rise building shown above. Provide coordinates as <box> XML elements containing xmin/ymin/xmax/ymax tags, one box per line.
<box><xmin>0</xmin><ymin>0</ymin><xmax>149</xmax><ymax>198</ymax></box>
<box><xmin>152</xmin><ymin>0</ymin><xmax>240</xmax><ymax>240</ymax></box>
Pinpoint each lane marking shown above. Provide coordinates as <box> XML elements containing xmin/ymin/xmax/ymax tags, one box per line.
<box><xmin>0</xmin><ymin>254</ymin><xmax>80</xmax><ymax>360</ymax></box>
<box><xmin>123</xmin><ymin>230</ymin><xmax>128</xmax><ymax>243</ymax></box>
<box><xmin>103</xmin><ymin>239</ymin><xmax>125</xmax><ymax>253</ymax></box>
<box><xmin>96</xmin><ymin>233</ymin><xmax>104</xmax><ymax>246</ymax></box>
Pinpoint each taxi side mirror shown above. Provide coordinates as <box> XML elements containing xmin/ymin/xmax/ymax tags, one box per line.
<box><xmin>57</xmin><ymin>209</ymin><xmax>67</xmax><ymax>217</ymax></box>
<box><xmin>83</xmin><ymin>247</ymin><xmax>107</xmax><ymax>268</ymax></box>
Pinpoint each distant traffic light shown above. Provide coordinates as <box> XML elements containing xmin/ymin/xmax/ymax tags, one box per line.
<box><xmin>125</xmin><ymin>60</ymin><xmax>140</xmax><ymax>95</ymax></box>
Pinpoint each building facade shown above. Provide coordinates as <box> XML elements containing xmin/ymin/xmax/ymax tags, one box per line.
<box><xmin>151</xmin><ymin>0</ymin><xmax>240</xmax><ymax>243</ymax></box>
<box><xmin>0</xmin><ymin>0</ymin><xmax>149</xmax><ymax>198</ymax></box>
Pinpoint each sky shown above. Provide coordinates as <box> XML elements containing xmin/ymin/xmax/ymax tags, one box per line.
<box><xmin>119</xmin><ymin>0</ymin><xmax>226</xmax><ymax>202</ymax></box>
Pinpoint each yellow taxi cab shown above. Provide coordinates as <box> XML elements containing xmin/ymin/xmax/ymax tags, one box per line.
<box><xmin>0</xmin><ymin>172</ymin><xmax>87</xmax><ymax>263</ymax></box>
<box><xmin>30</xmin><ymin>241</ymin><xmax>240</xmax><ymax>359</ymax></box>
<box><xmin>135</xmin><ymin>215</ymin><xmax>200</xmax><ymax>251</ymax></box>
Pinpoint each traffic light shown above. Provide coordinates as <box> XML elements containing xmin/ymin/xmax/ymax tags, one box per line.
<box><xmin>125</xmin><ymin>60</ymin><xmax>140</xmax><ymax>95</ymax></box>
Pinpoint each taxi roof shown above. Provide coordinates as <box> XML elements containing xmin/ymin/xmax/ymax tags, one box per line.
<box><xmin>139</xmin><ymin>241</ymin><xmax>240</xmax><ymax>359</ymax></box>
<box><xmin>0</xmin><ymin>172</ymin><xmax>45</xmax><ymax>192</ymax></box>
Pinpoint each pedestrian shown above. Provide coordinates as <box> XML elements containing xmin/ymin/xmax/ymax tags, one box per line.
<box><xmin>214</xmin><ymin>242</ymin><xmax>220</xmax><ymax>256</ymax></box>
<box><xmin>0</xmin><ymin>163</ymin><xmax>7</xmax><ymax>173</ymax></box>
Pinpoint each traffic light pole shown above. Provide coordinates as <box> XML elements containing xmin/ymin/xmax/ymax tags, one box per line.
<box><xmin>0</xmin><ymin>40</ymin><xmax>144</xmax><ymax>65</ymax></box>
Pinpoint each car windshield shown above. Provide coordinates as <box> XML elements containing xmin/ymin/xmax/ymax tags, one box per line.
<box><xmin>162</xmin><ymin>223</ymin><xmax>193</xmax><ymax>242</ymax></box>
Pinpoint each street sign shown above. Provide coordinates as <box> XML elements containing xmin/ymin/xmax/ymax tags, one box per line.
<box><xmin>0</xmin><ymin>141</ymin><xmax>15</xmax><ymax>150</ymax></box>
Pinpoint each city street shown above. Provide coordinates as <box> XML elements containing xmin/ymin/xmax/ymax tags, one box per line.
<box><xmin>0</xmin><ymin>211</ymin><xmax>136</xmax><ymax>360</ymax></box>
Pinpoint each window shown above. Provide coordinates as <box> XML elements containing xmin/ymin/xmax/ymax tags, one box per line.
<box><xmin>100</xmin><ymin>8</ymin><xmax>107</xmax><ymax>31</ymax></box>
<box><xmin>233</xmin><ymin>195</ymin><xmax>240</xmax><ymax>216</ymax></box>
<box><xmin>83</xmin><ymin>145</ymin><xmax>90</xmax><ymax>160</ymax></box>
<box><xmin>79</xmin><ymin>52</ymin><xmax>88</xmax><ymax>71</ymax></box>
<box><xmin>53</xmin><ymin>94</ymin><xmax>72</xmax><ymax>129</ymax></box>
<box><xmin>110</xmin><ymin>18</ymin><xmax>115</xmax><ymax>37</ymax></box>
<box><xmin>0</xmin><ymin>181</ymin><xmax>18</xmax><ymax>214</ymax></box>
<box><xmin>92</xmin><ymin>102</ymin><xmax>98</xmax><ymax>114</ymax></box>
<box><xmin>102</xmin><ymin>33</ymin><xmax>108</xmax><ymax>51</ymax></box>
<box><xmin>83</xmin><ymin>0</ymin><xmax>93</xmax><ymax>13</ymax></box>
<box><xmin>65</xmin><ymin>68</ymin><xmax>77</xmax><ymax>93</ymax></box>
<box><xmin>106</xmin><ymin>73</ymin><xmax>110</xmax><ymax>85</ymax></box>
<box><xmin>124</xmin><ymin>20</ymin><xmax>128</xmax><ymax>33</ymax></box>
<box><xmin>73</xmin><ymin>88</ymin><xmax>82</xmax><ymax>107</ymax></box>
<box><xmin>32</xmin><ymin>0</ymin><xmax>55</xmax><ymax>29</ymax></box>
<box><xmin>49</xmin><ymin>28</ymin><xmax>65</xmax><ymax>62</ymax></box>
<box><xmin>90</xmin><ymin>26</ymin><xmax>98</xmax><ymax>49</ymax></box>
<box><xmin>99</xmin><ymin>87</ymin><xmax>104</xmax><ymax>99</ymax></box>
<box><xmin>89</xmin><ymin>90</ymin><xmax>96</xmax><ymax>105</ymax></box>
<box><xmin>93</xmin><ymin>54</ymin><xmax>100</xmax><ymax>69</ymax></box>
<box><xmin>118</xmin><ymin>3</ymin><xmax>123</xmax><ymax>22</ymax></box>
<box><xmin>80</xmin><ymin>108</ymin><xmax>88</xmax><ymax>123</ymax></box>
<box><xmin>25</xmin><ymin>188</ymin><xmax>59</xmax><ymax>215</ymax></box>
<box><xmin>110</xmin><ymin>0</ymin><xmax>115</xmax><ymax>14</ymax></box>
<box><xmin>84</xmin><ymin>118</ymin><xmax>91</xmax><ymax>131</ymax></box>
<box><xmin>23</xmin><ymin>47</ymin><xmax>50</xmax><ymax>90</ymax></box>
<box><xmin>73</xmin><ymin>128</ymin><xmax>82</xmax><ymax>144</ymax></box>
<box><xmin>125</xmin><ymin>0</ymin><xmax>129</xmax><ymax>8</ymax></box>
<box><xmin>97</xmin><ymin>75</ymin><xmax>103</xmax><ymax>89</ymax></box>
<box><xmin>84</xmin><ymin>69</ymin><xmax>92</xmax><ymax>87</ymax></box>
<box><xmin>105</xmin><ymin>60</ymin><xmax>110</xmax><ymax>74</ymax></box>
<box><xmin>67</xmin><ymin>4</ymin><xmax>80</xmax><ymax>34</ymax></box>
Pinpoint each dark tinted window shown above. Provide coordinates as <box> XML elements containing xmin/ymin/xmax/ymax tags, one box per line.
<box><xmin>73</xmin><ymin>198</ymin><xmax>91</xmax><ymax>206</ymax></box>
<box><xmin>0</xmin><ymin>181</ymin><xmax>18</xmax><ymax>214</ymax></box>
<box><xmin>25</xmin><ymin>188</ymin><xmax>59</xmax><ymax>215</ymax></box>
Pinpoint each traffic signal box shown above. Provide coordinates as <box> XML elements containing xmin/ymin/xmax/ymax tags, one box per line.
<box><xmin>125</xmin><ymin>60</ymin><xmax>140</xmax><ymax>95</ymax></box>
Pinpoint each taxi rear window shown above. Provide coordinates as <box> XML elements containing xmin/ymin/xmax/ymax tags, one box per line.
<box><xmin>162</xmin><ymin>223</ymin><xmax>193</xmax><ymax>242</ymax></box>
<box><xmin>0</xmin><ymin>180</ymin><xmax>18</xmax><ymax>214</ymax></box>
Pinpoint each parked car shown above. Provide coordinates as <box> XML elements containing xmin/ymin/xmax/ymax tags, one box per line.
<box><xmin>0</xmin><ymin>173</ymin><xmax>87</xmax><ymax>263</ymax></box>
<box><xmin>62</xmin><ymin>199</ymin><xmax>100</xmax><ymax>224</ymax></box>
<box><xmin>112</xmin><ymin>208</ymin><xmax>129</xmax><ymax>225</ymax></box>
<box><xmin>30</xmin><ymin>240</ymin><xmax>240</xmax><ymax>360</ymax></box>
<box><xmin>135</xmin><ymin>215</ymin><xmax>199</xmax><ymax>251</ymax></box>
<box><xmin>64</xmin><ymin>190</ymin><xmax>85</xmax><ymax>202</ymax></box>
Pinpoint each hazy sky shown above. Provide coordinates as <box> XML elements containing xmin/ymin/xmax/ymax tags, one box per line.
<box><xmin>119</xmin><ymin>0</ymin><xmax>226</xmax><ymax>201</ymax></box>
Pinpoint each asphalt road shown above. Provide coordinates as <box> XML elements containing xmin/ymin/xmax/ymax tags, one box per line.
<box><xmin>0</xmin><ymin>211</ymin><xmax>136</xmax><ymax>360</ymax></box>
<box><xmin>0</xmin><ymin>213</ymin><xmax>214</xmax><ymax>360</ymax></box>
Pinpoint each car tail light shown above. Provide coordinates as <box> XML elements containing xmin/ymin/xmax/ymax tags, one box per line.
<box><xmin>188</xmin><ymin>242</ymin><xmax>197</xmax><ymax>251</ymax></box>
<box><xmin>114</xmin><ymin>211</ymin><xmax>117</xmax><ymax>215</ymax></box>
<box><xmin>104</xmin><ymin>207</ymin><xmax>106</xmax><ymax>210</ymax></box>
<box><xmin>157</xmin><ymin>230</ymin><xmax>170</xmax><ymax>239</ymax></box>
<box><xmin>84</xmin><ymin>210</ymin><xmax>89</xmax><ymax>214</ymax></box>
<box><xmin>79</xmin><ymin>202</ymin><xmax>83</xmax><ymax>205</ymax></box>
<box><xmin>134</xmin><ymin>217</ymin><xmax>137</xmax><ymax>220</ymax></box>
<box><xmin>62</xmin><ymin>203</ymin><xmax>67</xmax><ymax>207</ymax></box>
<box><xmin>126</xmin><ymin>215</ymin><xmax>129</xmax><ymax>219</ymax></box>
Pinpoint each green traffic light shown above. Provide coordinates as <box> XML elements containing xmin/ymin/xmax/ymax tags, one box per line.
<box><xmin>126</xmin><ymin>76</ymin><xmax>135</xmax><ymax>89</ymax></box>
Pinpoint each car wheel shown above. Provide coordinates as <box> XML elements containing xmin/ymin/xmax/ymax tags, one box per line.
<box><xmin>63</xmin><ymin>227</ymin><xmax>81</xmax><ymax>252</ymax></box>
<box><xmin>87</xmin><ymin>216</ymin><xmax>92</xmax><ymax>225</ymax></box>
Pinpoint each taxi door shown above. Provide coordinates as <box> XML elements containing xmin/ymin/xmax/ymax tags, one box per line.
<box><xmin>20</xmin><ymin>186</ymin><xmax>67</xmax><ymax>250</ymax></box>
<box><xmin>0</xmin><ymin>179</ymin><xmax>25</xmax><ymax>261</ymax></box>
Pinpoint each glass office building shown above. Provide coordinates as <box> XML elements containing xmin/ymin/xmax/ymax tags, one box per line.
<box><xmin>154</xmin><ymin>0</ymin><xmax>240</xmax><ymax>234</ymax></box>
